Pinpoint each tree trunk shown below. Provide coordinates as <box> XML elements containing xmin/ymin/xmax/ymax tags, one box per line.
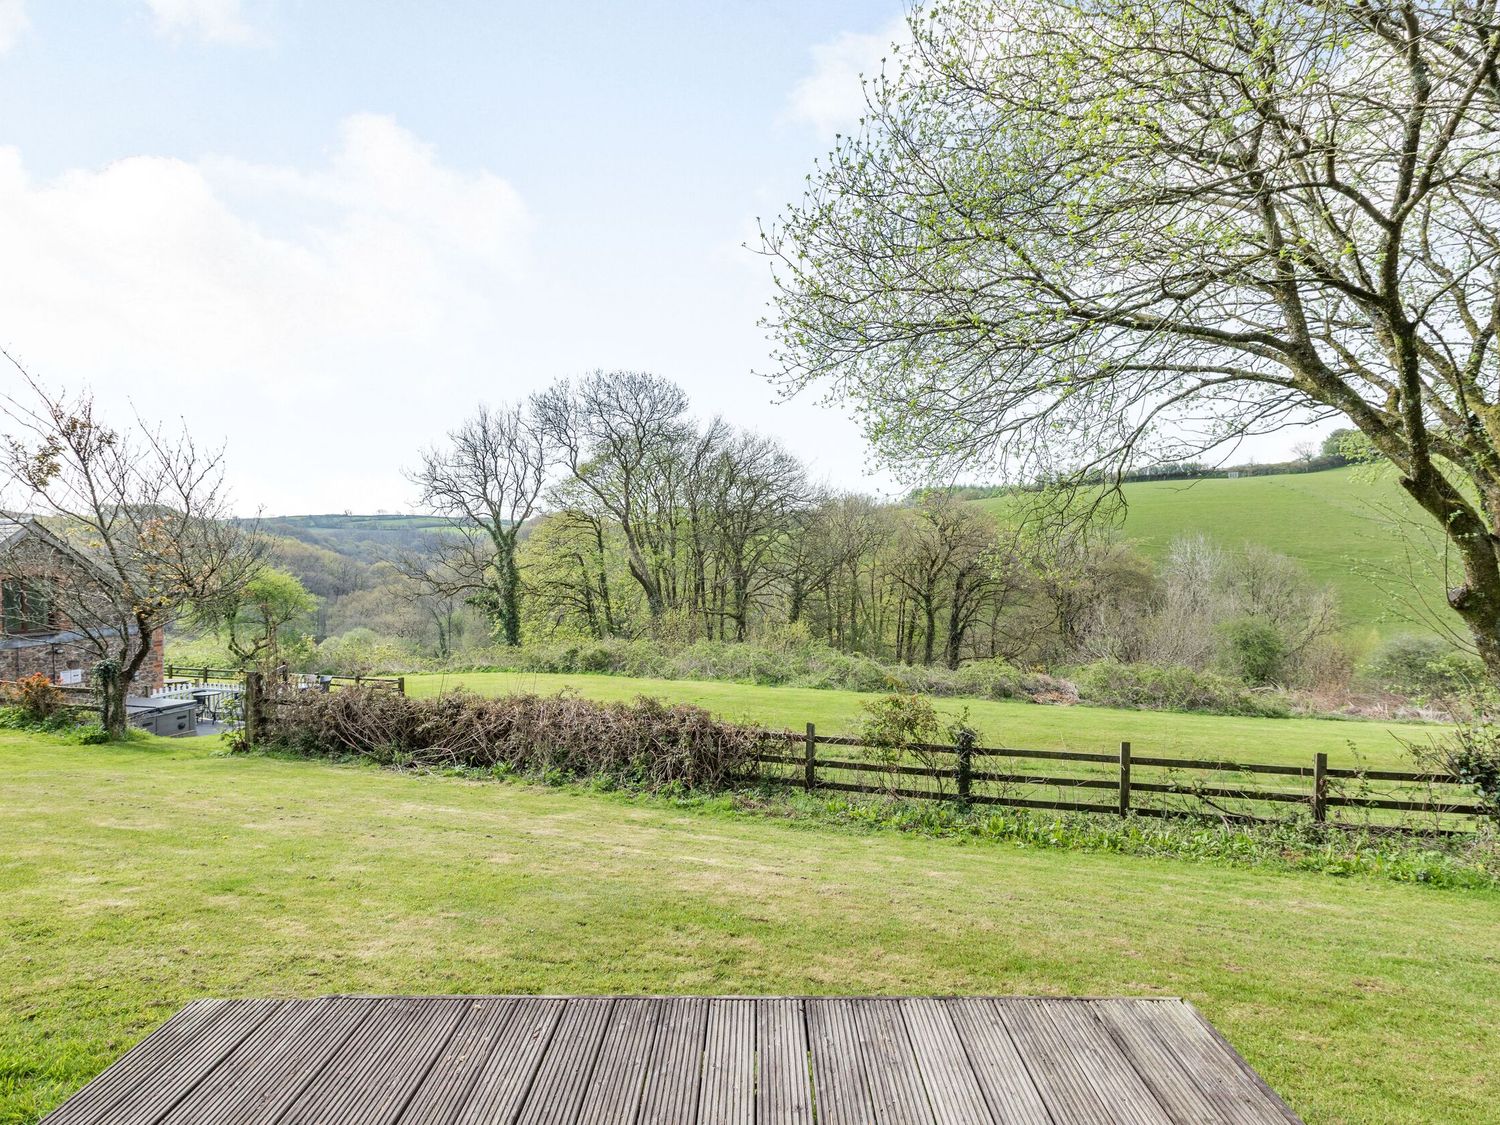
<box><xmin>1449</xmin><ymin>573</ymin><xmax>1500</xmax><ymax>685</ymax></box>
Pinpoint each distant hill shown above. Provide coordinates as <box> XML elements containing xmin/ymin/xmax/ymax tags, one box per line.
<box><xmin>258</xmin><ymin>513</ymin><xmax>464</xmax><ymax>558</ymax></box>
<box><xmin>972</xmin><ymin>466</ymin><xmax>1454</xmax><ymax>644</ymax></box>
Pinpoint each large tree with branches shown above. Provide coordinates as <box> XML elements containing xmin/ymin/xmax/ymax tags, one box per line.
<box><xmin>763</xmin><ymin>0</ymin><xmax>1500</xmax><ymax>678</ymax></box>
<box><xmin>403</xmin><ymin>404</ymin><xmax>549</xmax><ymax>647</ymax></box>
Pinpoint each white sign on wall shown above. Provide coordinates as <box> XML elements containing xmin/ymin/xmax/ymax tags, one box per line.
<box><xmin>59</xmin><ymin>668</ymin><xmax>83</xmax><ymax>685</ymax></box>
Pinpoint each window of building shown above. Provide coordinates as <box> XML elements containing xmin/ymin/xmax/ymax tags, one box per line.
<box><xmin>1</xmin><ymin>579</ymin><xmax>55</xmax><ymax>635</ymax></box>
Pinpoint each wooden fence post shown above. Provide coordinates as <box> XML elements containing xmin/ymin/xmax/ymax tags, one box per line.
<box><xmin>804</xmin><ymin>723</ymin><xmax>817</xmax><ymax>791</ymax></box>
<box><xmin>955</xmin><ymin>728</ymin><xmax>974</xmax><ymax>803</ymax></box>
<box><xmin>244</xmin><ymin>670</ymin><xmax>263</xmax><ymax>747</ymax></box>
<box><xmin>1118</xmin><ymin>741</ymin><xmax>1132</xmax><ymax>817</ymax></box>
<box><xmin>396</xmin><ymin>676</ymin><xmax>406</xmax><ymax>697</ymax></box>
<box><xmin>1312</xmin><ymin>752</ymin><xmax>1328</xmax><ymax>823</ymax></box>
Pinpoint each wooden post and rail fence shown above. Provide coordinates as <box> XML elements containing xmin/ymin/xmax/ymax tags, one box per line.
<box><xmin>751</xmin><ymin>724</ymin><xmax>1490</xmax><ymax>832</ymax></box>
<box><xmin>21</xmin><ymin>666</ymin><xmax>1480</xmax><ymax>832</ymax></box>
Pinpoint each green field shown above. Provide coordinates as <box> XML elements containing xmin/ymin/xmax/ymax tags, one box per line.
<box><xmin>2</xmin><ymin>730</ymin><xmax>1497</xmax><ymax>1124</ymax></box>
<box><xmin>974</xmin><ymin>466</ymin><xmax>1452</xmax><ymax>643</ymax></box>
<box><xmin>405</xmin><ymin>670</ymin><xmax>1438</xmax><ymax>771</ymax></box>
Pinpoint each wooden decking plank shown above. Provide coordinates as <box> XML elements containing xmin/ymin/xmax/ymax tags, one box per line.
<box><xmin>512</xmin><ymin>997</ymin><xmax>616</xmax><ymax>1125</ymax></box>
<box><xmin>942</xmin><ymin>999</ymin><xmax>1052</xmax><ymax>1125</ymax></box>
<box><xmin>636</xmin><ymin>997</ymin><xmax>709</xmax><ymax>1125</ymax></box>
<box><xmin>396</xmin><ymin>997</ymin><xmax>520</xmax><ymax>1125</ymax></box>
<box><xmin>850</xmin><ymin>998</ymin><xmax>936</xmax><ymax>1125</ymax></box>
<box><xmin>450</xmin><ymin>998</ymin><xmax>566</xmax><ymax>1125</ymax></box>
<box><xmin>1133</xmin><ymin>1002</ymin><xmax>1302</xmax><ymax>1125</ymax></box>
<box><xmin>698</xmin><ymin>998</ymin><xmax>756</xmax><ymax>1124</ymax></box>
<box><xmin>162</xmin><ymin>996</ymin><xmax>375</xmax><ymax>1125</ymax></box>
<box><xmin>42</xmin><ymin>995</ymin><xmax>1300</xmax><ymax>1125</ymax></box>
<box><xmin>755</xmin><ymin>998</ymin><xmax>813</xmax><ymax>1125</ymax></box>
<box><xmin>1093</xmin><ymin>1001</ymin><xmax>1262</xmax><ymax>1125</ymax></box>
<box><xmin>994</xmin><ymin>999</ymin><xmax>1125</xmax><ymax>1124</ymax></box>
<box><xmin>805</xmin><ymin>999</ymin><xmax>875</xmax><ymax>1125</ymax></box>
<box><xmin>43</xmin><ymin>999</ymin><xmax>279</xmax><ymax>1125</ymax></box>
<box><xmin>575</xmin><ymin>998</ymin><xmax>663</xmax><ymax>1124</ymax></box>
<box><xmin>899</xmin><ymin>999</ymin><xmax>993</xmax><ymax>1125</ymax></box>
<box><xmin>277</xmin><ymin>997</ymin><xmax>468</xmax><ymax>1125</ymax></box>
<box><xmin>1001</xmin><ymin>1000</ymin><xmax>1172</xmax><ymax>1125</ymax></box>
<box><xmin>110</xmin><ymin>998</ymin><xmax>283</xmax><ymax>1125</ymax></box>
<box><xmin>42</xmin><ymin>1000</ymin><xmax>230</xmax><ymax>1124</ymax></box>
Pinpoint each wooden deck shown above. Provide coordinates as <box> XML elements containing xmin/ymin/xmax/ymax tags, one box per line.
<box><xmin>41</xmin><ymin>996</ymin><xmax>1304</xmax><ymax>1124</ymax></box>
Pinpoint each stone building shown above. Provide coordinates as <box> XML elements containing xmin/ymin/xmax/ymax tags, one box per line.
<box><xmin>0</xmin><ymin>516</ymin><xmax>165</xmax><ymax>692</ymax></box>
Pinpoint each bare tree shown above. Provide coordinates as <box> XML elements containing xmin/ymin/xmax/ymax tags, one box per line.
<box><xmin>403</xmin><ymin>403</ymin><xmax>548</xmax><ymax>647</ymax></box>
<box><xmin>533</xmin><ymin>371</ymin><xmax>692</xmax><ymax>620</ymax></box>
<box><xmin>701</xmin><ymin>430</ymin><xmax>811</xmax><ymax>640</ymax></box>
<box><xmin>764</xmin><ymin>0</ymin><xmax>1500</xmax><ymax>681</ymax></box>
<box><xmin>0</xmin><ymin>356</ymin><xmax>262</xmax><ymax>735</ymax></box>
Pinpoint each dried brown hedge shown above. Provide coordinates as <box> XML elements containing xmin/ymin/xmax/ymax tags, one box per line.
<box><xmin>255</xmin><ymin>687</ymin><xmax>773</xmax><ymax>791</ymax></box>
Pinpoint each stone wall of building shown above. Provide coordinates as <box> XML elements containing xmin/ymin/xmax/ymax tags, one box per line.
<box><xmin>1</xmin><ymin>521</ymin><xmax>168</xmax><ymax>695</ymax></box>
<box><xmin>1</xmin><ymin>629</ymin><xmax>164</xmax><ymax>693</ymax></box>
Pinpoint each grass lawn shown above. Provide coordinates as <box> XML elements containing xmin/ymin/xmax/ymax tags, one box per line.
<box><xmin>3</xmin><ymin>731</ymin><xmax>1497</xmax><ymax>1124</ymax></box>
<box><xmin>405</xmin><ymin>669</ymin><xmax>1438</xmax><ymax>771</ymax></box>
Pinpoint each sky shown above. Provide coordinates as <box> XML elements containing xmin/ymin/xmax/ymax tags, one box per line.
<box><xmin>0</xmin><ymin>1</ymin><xmax>1313</xmax><ymax>516</ymax></box>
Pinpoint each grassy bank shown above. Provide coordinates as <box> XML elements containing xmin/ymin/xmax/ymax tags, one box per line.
<box><xmin>403</xmin><ymin>669</ymin><xmax>1438</xmax><ymax>770</ymax></box>
<box><xmin>1</xmin><ymin>730</ymin><xmax>1497</xmax><ymax>1123</ymax></box>
<box><xmin>975</xmin><ymin>465</ymin><xmax>1449</xmax><ymax>641</ymax></box>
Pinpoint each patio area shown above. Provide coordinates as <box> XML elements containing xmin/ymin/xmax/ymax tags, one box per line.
<box><xmin>41</xmin><ymin>994</ymin><xmax>1302</xmax><ymax>1124</ymax></box>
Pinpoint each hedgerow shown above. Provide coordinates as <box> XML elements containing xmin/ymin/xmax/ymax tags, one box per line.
<box><xmin>251</xmin><ymin>686</ymin><xmax>775</xmax><ymax>792</ymax></box>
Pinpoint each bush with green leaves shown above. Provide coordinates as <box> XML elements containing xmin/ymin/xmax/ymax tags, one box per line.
<box><xmin>1070</xmin><ymin>661</ymin><xmax>1291</xmax><ymax>717</ymax></box>
<box><xmin>1408</xmin><ymin>693</ymin><xmax>1500</xmax><ymax>823</ymax></box>
<box><xmin>312</xmin><ymin>628</ymin><xmax>425</xmax><ymax>677</ymax></box>
<box><xmin>1365</xmin><ymin>634</ymin><xmax>1484</xmax><ymax>699</ymax></box>
<box><xmin>480</xmin><ymin>637</ymin><xmax>1075</xmax><ymax>703</ymax></box>
<box><xmin>0</xmin><ymin>674</ymin><xmax>67</xmax><ymax>723</ymax></box>
<box><xmin>1217</xmin><ymin>617</ymin><xmax>1289</xmax><ymax>685</ymax></box>
<box><xmin>857</xmin><ymin>693</ymin><xmax>954</xmax><ymax>795</ymax></box>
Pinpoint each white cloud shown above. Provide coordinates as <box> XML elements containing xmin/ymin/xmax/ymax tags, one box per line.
<box><xmin>0</xmin><ymin>115</ymin><xmax>532</xmax><ymax>511</ymax></box>
<box><xmin>143</xmin><ymin>0</ymin><xmax>256</xmax><ymax>44</ymax></box>
<box><xmin>787</xmin><ymin>16</ymin><xmax>908</xmax><ymax>136</ymax></box>
<box><xmin>0</xmin><ymin>0</ymin><xmax>28</xmax><ymax>54</ymax></box>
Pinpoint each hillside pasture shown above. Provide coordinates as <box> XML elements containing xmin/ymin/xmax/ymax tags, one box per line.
<box><xmin>973</xmin><ymin>465</ymin><xmax>1454</xmax><ymax>642</ymax></box>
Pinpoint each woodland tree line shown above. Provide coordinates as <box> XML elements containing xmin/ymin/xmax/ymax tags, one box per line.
<box><xmin>231</xmin><ymin>369</ymin><xmax>1346</xmax><ymax>689</ymax></box>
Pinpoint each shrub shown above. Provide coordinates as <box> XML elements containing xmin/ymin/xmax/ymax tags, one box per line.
<box><xmin>859</xmin><ymin>693</ymin><xmax>943</xmax><ymax>751</ymax></box>
<box><xmin>857</xmin><ymin>693</ymin><xmax>955</xmax><ymax>795</ymax></box>
<box><xmin>1408</xmin><ymin>693</ymin><xmax>1500</xmax><ymax>822</ymax></box>
<box><xmin>255</xmin><ymin>687</ymin><xmax>775</xmax><ymax>792</ymax></box>
<box><xmin>1070</xmin><ymin>661</ymin><xmax>1291</xmax><ymax>717</ymax></box>
<box><xmin>313</xmin><ymin>629</ymin><xmax>424</xmax><ymax>677</ymax></box>
<box><xmin>1218</xmin><ymin>617</ymin><xmax>1289</xmax><ymax>685</ymax></box>
<box><xmin>0</xmin><ymin>674</ymin><xmax>67</xmax><ymax>723</ymax></box>
<box><xmin>1365</xmin><ymin>634</ymin><xmax>1484</xmax><ymax>698</ymax></box>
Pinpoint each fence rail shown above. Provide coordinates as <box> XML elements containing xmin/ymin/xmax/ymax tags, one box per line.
<box><xmin>165</xmin><ymin>664</ymin><xmax>406</xmax><ymax>694</ymax></box>
<box><xmin>746</xmin><ymin>724</ymin><xmax>1489</xmax><ymax>832</ymax></box>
